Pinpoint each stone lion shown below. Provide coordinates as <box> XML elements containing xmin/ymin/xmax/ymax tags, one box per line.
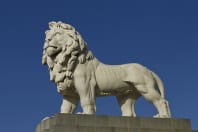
<box><xmin>42</xmin><ymin>21</ymin><xmax>171</xmax><ymax>118</ymax></box>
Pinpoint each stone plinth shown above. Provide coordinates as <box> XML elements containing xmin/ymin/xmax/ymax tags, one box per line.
<box><xmin>36</xmin><ymin>114</ymin><xmax>196</xmax><ymax>132</ymax></box>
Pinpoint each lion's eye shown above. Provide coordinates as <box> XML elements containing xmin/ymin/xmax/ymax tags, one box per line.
<box><xmin>66</xmin><ymin>43</ymin><xmax>72</xmax><ymax>47</ymax></box>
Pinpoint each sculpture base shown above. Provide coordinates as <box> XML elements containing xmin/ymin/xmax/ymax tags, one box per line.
<box><xmin>36</xmin><ymin>113</ymin><xmax>197</xmax><ymax>132</ymax></box>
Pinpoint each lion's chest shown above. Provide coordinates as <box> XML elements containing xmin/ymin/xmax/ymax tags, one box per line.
<box><xmin>95</xmin><ymin>64</ymin><xmax>130</xmax><ymax>91</ymax></box>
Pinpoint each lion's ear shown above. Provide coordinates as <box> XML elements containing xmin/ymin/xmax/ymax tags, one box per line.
<box><xmin>60</xmin><ymin>23</ymin><xmax>74</xmax><ymax>30</ymax></box>
<box><xmin>49</xmin><ymin>21</ymin><xmax>56</xmax><ymax>29</ymax></box>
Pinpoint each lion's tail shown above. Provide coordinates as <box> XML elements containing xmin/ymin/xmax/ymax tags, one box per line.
<box><xmin>151</xmin><ymin>71</ymin><xmax>165</xmax><ymax>99</ymax></box>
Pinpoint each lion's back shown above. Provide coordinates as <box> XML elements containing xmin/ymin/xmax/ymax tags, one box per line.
<box><xmin>120</xmin><ymin>63</ymin><xmax>154</xmax><ymax>85</ymax></box>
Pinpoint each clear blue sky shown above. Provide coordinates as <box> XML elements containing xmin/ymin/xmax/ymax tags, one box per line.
<box><xmin>0</xmin><ymin>0</ymin><xmax>197</xmax><ymax>131</ymax></box>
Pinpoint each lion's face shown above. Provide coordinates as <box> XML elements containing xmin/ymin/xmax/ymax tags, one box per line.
<box><xmin>45</xmin><ymin>30</ymin><xmax>80</xmax><ymax>57</ymax></box>
<box><xmin>45</xmin><ymin>31</ymin><xmax>65</xmax><ymax>56</ymax></box>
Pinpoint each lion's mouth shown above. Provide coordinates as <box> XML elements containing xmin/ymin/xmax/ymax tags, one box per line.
<box><xmin>49</xmin><ymin>45</ymin><xmax>58</xmax><ymax>49</ymax></box>
<box><xmin>46</xmin><ymin>46</ymin><xmax>61</xmax><ymax>56</ymax></box>
<box><xmin>57</xmin><ymin>80</ymin><xmax>68</xmax><ymax>91</ymax></box>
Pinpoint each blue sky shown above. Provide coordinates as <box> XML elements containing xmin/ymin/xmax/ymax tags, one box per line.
<box><xmin>0</xmin><ymin>0</ymin><xmax>198</xmax><ymax>131</ymax></box>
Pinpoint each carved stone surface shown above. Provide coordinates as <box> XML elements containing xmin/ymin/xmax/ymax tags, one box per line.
<box><xmin>42</xmin><ymin>21</ymin><xmax>171</xmax><ymax>118</ymax></box>
<box><xmin>36</xmin><ymin>114</ymin><xmax>196</xmax><ymax>132</ymax></box>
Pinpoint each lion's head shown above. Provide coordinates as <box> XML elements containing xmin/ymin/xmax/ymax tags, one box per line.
<box><xmin>42</xmin><ymin>21</ymin><xmax>93</xmax><ymax>94</ymax></box>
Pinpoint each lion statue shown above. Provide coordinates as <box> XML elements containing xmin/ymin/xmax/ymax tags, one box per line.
<box><xmin>42</xmin><ymin>21</ymin><xmax>171</xmax><ymax>118</ymax></box>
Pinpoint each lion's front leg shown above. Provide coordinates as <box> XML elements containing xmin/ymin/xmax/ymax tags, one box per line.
<box><xmin>75</xmin><ymin>76</ymin><xmax>96</xmax><ymax>114</ymax></box>
<box><xmin>80</xmin><ymin>104</ymin><xmax>96</xmax><ymax>114</ymax></box>
<box><xmin>61</xmin><ymin>95</ymin><xmax>79</xmax><ymax>114</ymax></box>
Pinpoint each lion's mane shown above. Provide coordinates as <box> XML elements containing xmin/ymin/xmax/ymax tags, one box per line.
<box><xmin>42</xmin><ymin>21</ymin><xmax>93</xmax><ymax>94</ymax></box>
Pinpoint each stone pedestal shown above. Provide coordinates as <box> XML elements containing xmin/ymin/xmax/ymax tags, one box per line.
<box><xmin>36</xmin><ymin>113</ymin><xmax>196</xmax><ymax>132</ymax></box>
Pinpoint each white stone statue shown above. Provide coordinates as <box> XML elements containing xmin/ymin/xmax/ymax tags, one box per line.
<box><xmin>42</xmin><ymin>21</ymin><xmax>171</xmax><ymax>118</ymax></box>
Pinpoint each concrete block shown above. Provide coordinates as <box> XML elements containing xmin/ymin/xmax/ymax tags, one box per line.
<box><xmin>42</xmin><ymin>117</ymin><xmax>55</xmax><ymax>130</ymax></box>
<box><xmin>171</xmin><ymin>119</ymin><xmax>191</xmax><ymax>129</ymax></box>
<box><xmin>55</xmin><ymin>114</ymin><xmax>76</xmax><ymax>126</ymax></box>
<box><xmin>140</xmin><ymin>118</ymin><xmax>171</xmax><ymax>129</ymax></box>
<box><xmin>76</xmin><ymin>114</ymin><xmax>96</xmax><ymax>126</ymax></box>
<box><xmin>175</xmin><ymin>130</ymin><xmax>193</xmax><ymax>132</ymax></box>
<box><xmin>35</xmin><ymin>114</ymin><xmax>197</xmax><ymax>132</ymax></box>
<box><xmin>47</xmin><ymin>127</ymin><xmax>56</xmax><ymax>132</ymax></box>
<box><xmin>127</xmin><ymin>118</ymin><xmax>141</xmax><ymax>128</ymax></box>
<box><xmin>94</xmin><ymin>115</ymin><xmax>110</xmax><ymax>127</ymax></box>
<box><xmin>35</xmin><ymin>123</ymin><xmax>40</xmax><ymax>132</ymax></box>
<box><xmin>130</xmin><ymin>128</ymin><xmax>175</xmax><ymax>132</ymax></box>
<box><xmin>108</xmin><ymin>116</ymin><xmax>130</xmax><ymax>128</ymax></box>
<box><xmin>114</xmin><ymin>127</ymin><xmax>129</xmax><ymax>132</ymax></box>
<box><xmin>95</xmin><ymin>127</ymin><xmax>114</xmax><ymax>132</ymax></box>
<box><xmin>77</xmin><ymin>126</ymin><xmax>95</xmax><ymax>132</ymax></box>
<box><xmin>55</xmin><ymin>126</ymin><xmax>77</xmax><ymax>132</ymax></box>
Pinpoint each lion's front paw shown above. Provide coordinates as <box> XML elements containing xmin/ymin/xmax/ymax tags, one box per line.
<box><xmin>153</xmin><ymin>114</ymin><xmax>160</xmax><ymax>118</ymax></box>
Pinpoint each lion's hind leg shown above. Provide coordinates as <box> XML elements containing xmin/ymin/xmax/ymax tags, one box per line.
<box><xmin>116</xmin><ymin>94</ymin><xmax>139</xmax><ymax>117</ymax></box>
<box><xmin>135</xmin><ymin>83</ymin><xmax>171</xmax><ymax>118</ymax></box>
